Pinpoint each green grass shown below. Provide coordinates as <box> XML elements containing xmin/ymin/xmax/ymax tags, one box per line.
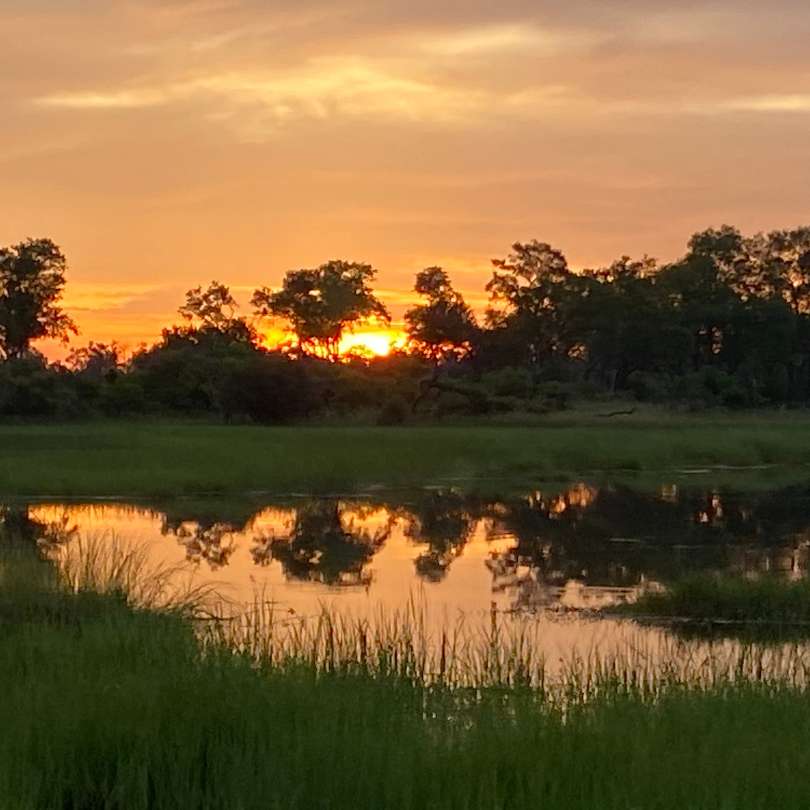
<box><xmin>624</xmin><ymin>573</ymin><xmax>810</xmax><ymax>627</ymax></box>
<box><xmin>1</xmin><ymin>415</ymin><xmax>810</xmax><ymax>496</ymax></box>
<box><xmin>5</xmin><ymin>542</ymin><xmax>810</xmax><ymax>808</ymax></box>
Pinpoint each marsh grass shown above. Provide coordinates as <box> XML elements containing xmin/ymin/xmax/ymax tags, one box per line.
<box><xmin>208</xmin><ymin>593</ymin><xmax>810</xmax><ymax>693</ymax></box>
<box><xmin>52</xmin><ymin>532</ymin><xmax>220</xmax><ymax>616</ymax></box>
<box><xmin>624</xmin><ymin>573</ymin><xmax>810</xmax><ymax>632</ymax></box>
<box><xmin>2</xmin><ymin>418</ymin><xmax>810</xmax><ymax>496</ymax></box>
<box><xmin>7</xmin><ymin>539</ymin><xmax>810</xmax><ymax>807</ymax></box>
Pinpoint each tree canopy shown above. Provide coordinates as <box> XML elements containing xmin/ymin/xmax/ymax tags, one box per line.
<box><xmin>178</xmin><ymin>280</ymin><xmax>256</xmax><ymax>344</ymax></box>
<box><xmin>405</xmin><ymin>267</ymin><xmax>477</xmax><ymax>362</ymax></box>
<box><xmin>6</xmin><ymin>224</ymin><xmax>810</xmax><ymax>422</ymax></box>
<box><xmin>0</xmin><ymin>238</ymin><xmax>77</xmax><ymax>360</ymax></box>
<box><xmin>252</xmin><ymin>261</ymin><xmax>389</xmax><ymax>361</ymax></box>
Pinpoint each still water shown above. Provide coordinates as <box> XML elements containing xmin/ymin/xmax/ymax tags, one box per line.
<box><xmin>5</xmin><ymin>481</ymin><xmax>810</xmax><ymax>665</ymax></box>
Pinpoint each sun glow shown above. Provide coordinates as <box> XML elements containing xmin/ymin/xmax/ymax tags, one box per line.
<box><xmin>257</xmin><ymin>326</ymin><xmax>407</xmax><ymax>359</ymax></box>
<box><xmin>339</xmin><ymin>329</ymin><xmax>407</xmax><ymax>358</ymax></box>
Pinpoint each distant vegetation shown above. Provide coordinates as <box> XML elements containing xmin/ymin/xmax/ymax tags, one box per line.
<box><xmin>3</xmin><ymin>225</ymin><xmax>810</xmax><ymax>421</ymax></box>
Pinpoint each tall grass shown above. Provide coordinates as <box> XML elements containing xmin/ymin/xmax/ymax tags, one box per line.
<box><xmin>209</xmin><ymin>593</ymin><xmax>810</xmax><ymax>693</ymax></box>
<box><xmin>52</xmin><ymin>532</ymin><xmax>219</xmax><ymax>616</ymax></box>
<box><xmin>6</xmin><ymin>540</ymin><xmax>810</xmax><ymax>807</ymax></box>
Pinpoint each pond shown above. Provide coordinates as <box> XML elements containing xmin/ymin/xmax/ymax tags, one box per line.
<box><xmin>5</xmin><ymin>480</ymin><xmax>810</xmax><ymax>670</ymax></box>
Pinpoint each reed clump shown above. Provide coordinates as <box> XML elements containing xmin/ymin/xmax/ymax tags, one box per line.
<box><xmin>624</xmin><ymin>573</ymin><xmax>810</xmax><ymax>627</ymax></box>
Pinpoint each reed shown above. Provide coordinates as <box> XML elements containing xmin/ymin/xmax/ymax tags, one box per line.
<box><xmin>6</xmin><ymin>539</ymin><xmax>810</xmax><ymax>807</ymax></box>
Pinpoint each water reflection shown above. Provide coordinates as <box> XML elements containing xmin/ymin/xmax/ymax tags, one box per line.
<box><xmin>252</xmin><ymin>501</ymin><xmax>392</xmax><ymax>586</ymax></box>
<box><xmin>4</xmin><ymin>482</ymin><xmax>810</xmax><ymax>620</ymax></box>
<box><xmin>403</xmin><ymin>490</ymin><xmax>478</xmax><ymax>582</ymax></box>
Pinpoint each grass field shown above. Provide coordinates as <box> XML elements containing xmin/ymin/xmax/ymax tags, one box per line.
<box><xmin>1</xmin><ymin>415</ymin><xmax>810</xmax><ymax>496</ymax></box>
<box><xmin>4</xmin><ymin>542</ymin><xmax>810</xmax><ymax>809</ymax></box>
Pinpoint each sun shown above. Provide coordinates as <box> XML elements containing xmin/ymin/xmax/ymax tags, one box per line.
<box><xmin>257</xmin><ymin>325</ymin><xmax>407</xmax><ymax>358</ymax></box>
<box><xmin>339</xmin><ymin>328</ymin><xmax>407</xmax><ymax>357</ymax></box>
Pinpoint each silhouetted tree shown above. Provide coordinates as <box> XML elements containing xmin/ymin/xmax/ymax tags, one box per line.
<box><xmin>580</xmin><ymin>256</ymin><xmax>690</xmax><ymax>389</ymax></box>
<box><xmin>0</xmin><ymin>238</ymin><xmax>77</xmax><ymax>360</ymax></box>
<box><xmin>178</xmin><ymin>280</ymin><xmax>256</xmax><ymax>344</ymax></box>
<box><xmin>486</xmin><ymin>241</ymin><xmax>585</xmax><ymax>367</ymax></box>
<box><xmin>6</xmin><ymin>223</ymin><xmax>810</xmax><ymax>417</ymax></box>
<box><xmin>252</xmin><ymin>261</ymin><xmax>389</xmax><ymax>361</ymax></box>
<box><xmin>405</xmin><ymin>267</ymin><xmax>477</xmax><ymax>363</ymax></box>
<box><xmin>66</xmin><ymin>342</ymin><xmax>124</xmax><ymax>380</ymax></box>
<box><xmin>764</xmin><ymin>227</ymin><xmax>810</xmax><ymax>315</ymax></box>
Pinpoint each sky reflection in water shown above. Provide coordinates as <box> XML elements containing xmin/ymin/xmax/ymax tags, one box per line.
<box><xmin>7</xmin><ymin>481</ymin><xmax>810</xmax><ymax>666</ymax></box>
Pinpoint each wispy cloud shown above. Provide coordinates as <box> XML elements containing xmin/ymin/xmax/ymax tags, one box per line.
<box><xmin>35</xmin><ymin>90</ymin><xmax>170</xmax><ymax>110</ymax></box>
<box><xmin>421</xmin><ymin>23</ymin><xmax>598</xmax><ymax>56</ymax></box>
<box><xmin>188</xmin><ymin>61</ymin><xmax>479</xmax><ymax>122</ymax></box>
<box><xmin>61</xmin><ymin>282</ymin><xmax>172</xmax><ymax>312</ymax></box>
<box><xmin>722</xmin><ymin>94</ymin><xmax>810</xmax><ymax>113</ymax></box>
<box><xmin>32</xmin><ymin>57</ymin><xmax>482</xmax><ymax>130</ymax></box>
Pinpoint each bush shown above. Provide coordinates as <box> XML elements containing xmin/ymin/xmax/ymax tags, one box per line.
<box><xmin>217</xmin><ymin>354</ymin><xmax>314</xmax><ymax>423</ymax></box>
<box><xmin>0</xmin><ymin>357</ymin><xmax>82</xmax><ymax>418</ymax></box>
<box><xmin>627</xmin><ymin>371</ymin><xmax>673</xmax><ymax>403</ymax></box>
<box><xmin>480</xmin><ymin>367</ymin><xmax>534</xmax><ymax>399</ymax></box>
<box><xmin>98</xmin><ymin>378</ymin><xmax>147</xmax><ymax>417</ymax></box>
<box><xmin>377</xmin><ymin>395</ymin><xmax>410</xmax><ymax>425</ymax></box>
<box><xmin>535</xmin><ymin>381</ymin><xmax>572</xmax><ymax>410</ymax></box>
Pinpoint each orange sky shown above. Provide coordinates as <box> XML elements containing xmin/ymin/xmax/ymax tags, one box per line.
<box><xmin>4</xmin><ymin>1</ymin><xmax>810</xmax><ymax>356</ymax></box>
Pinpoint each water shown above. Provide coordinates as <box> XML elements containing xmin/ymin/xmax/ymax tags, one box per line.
<box><xmin>5</xmin><ymin>480</ymin><xmax>810</xmax><ymax>666</ymax></box>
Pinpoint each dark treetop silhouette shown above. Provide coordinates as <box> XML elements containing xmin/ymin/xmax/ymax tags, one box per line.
<box><xmin>3</xmin><ymin>224</ymin><xmax>810</xmax><ymax>420</ymax></box>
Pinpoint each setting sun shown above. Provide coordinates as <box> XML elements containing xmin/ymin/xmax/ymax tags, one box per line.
<box><xmin>339</xmin><ymin>329</ymin><xmax>407</xmax><ymax>358</ymax></box>
<box><xmin>256</xmin><ymin>324</ymin><xmax>407</xmax><ymax>359</ymax></box>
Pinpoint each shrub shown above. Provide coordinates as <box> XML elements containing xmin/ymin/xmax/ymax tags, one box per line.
<box><xmin>480</xmin><ymin>367</ymin><xmax>534</xmax><ymax>399</ymax></box>
<box><xmin>377</xmin><ymin>395</ymin><xmax>410</xmax><ymax>425</ymax></box>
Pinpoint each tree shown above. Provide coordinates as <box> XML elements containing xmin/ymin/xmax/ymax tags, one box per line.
<box><xmin>66</xmin><ymin>342</ymin><xmax>124</xmax><ymax>380</ymax></box>
<box><xmin>251</xmin><ymin>261</ymin><xmax>389</xmax><ymax>361</ymax></box>
<box><xmin>657</xmin><ymin>252</ymin><xmax>739</xmax><ymax>371</ymax></box>
<box><xmin>763</xmin><ymin>227</ymin><xmax>810</xmax><ymax>314</ymax></box>
<box><xmin>485</xmin><ymin>241</ymin><xmax>586</xmax><ymax>366</ymax></box>
<box><xmin>579</xmin><ymin>256</ymin><xmax>684</xmax><ymax>389</ymax></box>
<box><xmin>404</xmin><ymin>267</ymin><xmax>477</xmax><ymax>362</ymax></box>
<box><xmin>0</xmin><ymin>238</ymin><xmax>77</xmax><ymax>360</ymax></box>
<box><xmin>178</xmin><ymin>280</ymin><xmax>255</xmax><ymax>344</ymax></box>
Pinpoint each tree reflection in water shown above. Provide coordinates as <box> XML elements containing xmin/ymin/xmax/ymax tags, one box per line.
<box><xmin>6</xmin><ymin>481</ymin><xmax>810</xmax><ymax>611</ymax></box>
<box><xmin>0</xmin><ymin>505</ymin><xmax>77</xmax><ymax>555</ymax></box>
<box><xmin>402</xmin><ymin>490</ymin><xmax>478</xmax><ymax>582</ymax></box>
<box><xmin>252</xmin><ymin>500</ymin><xmax>392</xmax><ymax>587</ymax></box>
<box><xmin>160</xmin><ymin>503</ymin><xmax>257</xmax><ymax>570</ymax></box>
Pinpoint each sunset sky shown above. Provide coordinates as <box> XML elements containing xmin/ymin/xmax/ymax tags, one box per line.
<box><xmin>3</xmin><ymin>0</ymin><xmax>810</xmax><ymax>354</ymax></box>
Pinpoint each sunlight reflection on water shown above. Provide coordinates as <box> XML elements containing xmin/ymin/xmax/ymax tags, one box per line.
<box><xmin>8</xmin><ymin>480</ymin><xmax>810</xmax><ymax>667</ymax></box>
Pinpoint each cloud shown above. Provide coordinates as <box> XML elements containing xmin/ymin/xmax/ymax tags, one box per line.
<box><xmin>61</xmin><ymin>282</ymin><xmax>173</xmax><ymax>312</ymax></box>
<box><xmin>420</xmin><ymin>22</ymin><xmax>600</xmax><ymax>56</ymax></box>
<box><xmin>31</xmin><ymin>56</ymin><xmax>484</xmax><ymax>131</ymax></box>
<box><xmin>35</xmin><ymin>90</ymin><xmax>170</xmax><ymax>110</ymax></box>
<box><xmin>188</xmin><ymin>60</ymin><xmax>480</xmax><ymax>123</ymax></box>
<box><xmin>722</xmin><ymin>94</ymin><xmax>810</xmax><ymax>113</ymax></box>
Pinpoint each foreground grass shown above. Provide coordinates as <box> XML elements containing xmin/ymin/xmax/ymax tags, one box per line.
<box><xmin>1</xmin><ymin>415</ymin><xmax>810</xmax><ymax>496</ymax></box>
<box><xmin>5</xmin><ymin>546</ymin><xmax>810</xmax><ymax>808</ymax></box>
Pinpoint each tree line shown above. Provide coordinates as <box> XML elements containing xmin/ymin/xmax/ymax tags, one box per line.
<box><xmin>2</xmin><ymin>224</ymin><xmax>810</xmax><ymax>421</ymax></box>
